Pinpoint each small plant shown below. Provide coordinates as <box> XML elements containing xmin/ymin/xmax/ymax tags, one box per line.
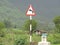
<box><xmin>15</xmin><ymin>38</ymin><xmax>26</xmax><ymax>45</ymax></box>
<box><xmin>0</xmin><ymin>43</ymin><xmax>3</xmax><ymax>45</ymax></box>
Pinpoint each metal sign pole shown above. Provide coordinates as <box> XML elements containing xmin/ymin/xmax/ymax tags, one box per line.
<box><xmin>30</xmin><ymin>15</ymin><xmax>32</xmax><ymax>44</ymax></box>
<box><xmin>26</xmin><ymin>4</ymin><xmax>36</xmax><ymax>45</ymax></box>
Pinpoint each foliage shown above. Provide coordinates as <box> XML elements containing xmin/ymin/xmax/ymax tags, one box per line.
<box><xmin>15</xmin><ymin>38</ymin><xmax>26</xmax><ymax>45</ymax></box>
<box><xmin>48</xmin><ymin>33</ymin><xmax>60</xmax><ymax>44</ymax></box>
<box><xmin>0</xmin><ymin>22</ymin><xmax>5</xmax><ymax>37</ymax></box>
<box><xmin>0</xmin><ymin>0</ymin><xmax>27</xmax><ymax>29</ymax></box>
<box><xmin>0</xmin><ymin>22</ymin><xmax>5</xmax><ymax>30</ymax></box>
<box><xmin>53</xmin><ymin>16</ymin><xmax>60</xmax><ymax>33</ymax></box>
<box><xmin>3</xmin><ymin>19</ymin><xmax>12</xmax><ymax>28</ymax></box>
<box><xmin>23</xmin><ymin>20</ymin><xmax>37</xmax><ymax>31</ymax></box>
<box><xmin>0</xmin><ymin>29</ymin><xmax>60</xmax><ymax>45</ymax></box>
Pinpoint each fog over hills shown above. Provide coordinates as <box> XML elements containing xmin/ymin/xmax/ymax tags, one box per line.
<box><xmin>0</xmin><ymin>0</ymin><xmax>28</xmax><ymax>28</ymax></box>
<box><xmin>0</xmin><ymin>0</ymin><xmax>60</xmax><ymax>29</ymax></box>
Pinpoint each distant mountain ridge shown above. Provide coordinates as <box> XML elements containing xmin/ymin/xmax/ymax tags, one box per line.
<box><xmin>0</xmin><ymin>0</ymin><xmax>29</xmax><ymax>28</ymax></box>
<box><xmin>0</xmin><ymin>0</ymin><xmax>59</xmax><ymax>29</ymax></box>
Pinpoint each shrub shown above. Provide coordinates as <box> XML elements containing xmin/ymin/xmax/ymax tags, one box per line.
<box><xmin>48</xmin><ymin>33</ymin><xmax>60</xmax><ymax>44</ymax></box>
<box><xmin>14</xmin><ymin>38</ymin><xmax>26</xmax><ymax>45</ymax></box>
<box><xmin>0</xmin><ymin>22</ymin><xmax>5</xmax><ymax>37</ymax></box>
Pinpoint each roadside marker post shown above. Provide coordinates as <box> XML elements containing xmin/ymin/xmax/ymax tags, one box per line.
<box><xmin>38</xmin><ymin>33</ymin><xmax>50</xmax><ymax>45</ymax></box>
<box><xmin>26</xmin><ymin>4</ymin><xmax>36</xmax><ymax>45</ymax></box>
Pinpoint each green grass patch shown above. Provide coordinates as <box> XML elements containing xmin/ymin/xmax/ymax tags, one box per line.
<box><xmin>0</xmin><ymin>29</ymin><xmax>60</xmax><ymax>45</ymax></box>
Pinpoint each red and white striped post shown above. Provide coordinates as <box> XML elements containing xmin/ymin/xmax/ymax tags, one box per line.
<box><xmin>26</xmin><ymin>4</ymin><xmax>36</xmax><ymax>45</ymax></box>
<box><xmin>30</xmin><ymin>15</ymin><xmax>32</xmax><ymax>42</ymax></box>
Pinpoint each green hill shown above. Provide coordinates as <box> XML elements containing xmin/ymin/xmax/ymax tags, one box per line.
<box><xmin>0</xmin><ymin>0</ymin><xmax>29</xmax><ymax>28</ymax></box>
<box><xmin>0</xmin><ymin>0</ymin><xmax>55</xmax><ymax>29</ymax></box>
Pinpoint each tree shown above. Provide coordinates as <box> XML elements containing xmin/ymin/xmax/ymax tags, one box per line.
<box><xmin>15</xmin><ymin>38</ymin><xmax>26</xmax><ymax>45</ymax></box>
<box><xmin>3</xmin><ymin>19</ymin><xmax>12</xmax><ymax>28</ymax></box>
<box><xmin>23</xmin><ymin>20</ymin><xmax>37</xmax><ymax>32</ymax></box>
<box><xmin>0</xmin><ymin>22</ymin><xmax>5</xmax><ymax>30</ymax></box>
<box><xmin>0</xmin><ymin>22</ymin><xmax>5</xmax><ymax>37</ymax></box>
<box><xmin>53</xmin><ymin>16</ymin><xmax>60</xmax><ymax>33</ymax></box>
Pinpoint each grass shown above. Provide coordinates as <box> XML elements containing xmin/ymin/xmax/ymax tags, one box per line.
<box><xmin>0</xmin><ymin>28</ymin><xmax>60</xmax><ymax>45</ymax></box>
<box><xmin>51</xmin><ymin>44</ymin><xmax>60</xmax><ymax>45</ymax></box>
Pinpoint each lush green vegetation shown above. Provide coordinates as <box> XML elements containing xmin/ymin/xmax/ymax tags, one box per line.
<box><xmin>0</xmin><ymin>0</ymin><xmax>60</xmax><ymax>45</ymax></box>
<box><xmin>0</xmin><ymin>0</ymin><xmax>55</xmax><ymax>30</ymax></box>
<box><xmin>0</xmin><ymin>28</ymin><xmax>60</xmax><ymax>45</ymax></box>
<box><xmin>23</xmin><ymin>20</ymin><xmax>37</xmax><ymax>31</ymax></box>
<box><xmin>53</xmin><ymin>16</ymin><xmax>60</xmax><ymax>33</ymax></box>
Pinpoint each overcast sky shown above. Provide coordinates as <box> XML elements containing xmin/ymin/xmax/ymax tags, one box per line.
<box><xmin>9</xmin><ymin>0</ymin><xmax>60</xmax><ymax>10</ymax></box>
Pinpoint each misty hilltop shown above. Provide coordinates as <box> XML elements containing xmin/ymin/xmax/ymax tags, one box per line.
<box><xmin>0</xmin><ymin>0</ymin><xmax>60</xmax><ymax>28</ymax></box>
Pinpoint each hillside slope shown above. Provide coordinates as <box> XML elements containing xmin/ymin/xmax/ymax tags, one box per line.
<box><xmin>0</xmin><ymin>0</ymin><xmax>56</xmax><ymax>29</ymax></box>
<box><xmin>0</xmin><ymin>0</ymin><xmax>29</xmax><ymax>28</ymax></box>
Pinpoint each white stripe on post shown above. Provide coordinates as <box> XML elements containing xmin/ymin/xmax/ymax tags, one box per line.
<box><xmin>30</xmin><ymin>16</ymin><xmax>32</xmax><ymax>20</ymax></box>
<box><xmin>30</xmin><ymin>35</ymin><xmax>32</xmax><ymax>42</ymax></box>
<box><xmin>30</xmin><ymin>24</ymin><xmax>32</xmax><ymax>31</ymax></box>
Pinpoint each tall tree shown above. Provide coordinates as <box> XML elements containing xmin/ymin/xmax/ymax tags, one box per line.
<box><xmin>4</xmin><ymin>19</ymin><xmax>12</xmax><ymax>28</ymax></box>
<box><xmin>0</xmin><ymin>22</ymin><xmax>5</xmax><ymax>37</ymax></box>
<box><xmin>23</xmin><ymin>20</ymin><xmax>37</xmax><ymax>32</ymax></box>
<box><xmin>0</xmin><ymin>22</ymin><xmax>5</xmax><ymax>30</ymax></box>
<box><xmin>53</xmin><ymin>16</ymin><xmax>60</xmax><ymax>33</ymax></box>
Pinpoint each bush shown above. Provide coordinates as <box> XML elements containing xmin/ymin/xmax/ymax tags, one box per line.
<box><xmin>23</xmin><ymin>20</ymin><xmax>37</xmax><ymax>32</ymax></box>
<box><xmin>0</xmin><ymin>43</ymin><xmax>3</xmax><ymax>45</ymax></box>
<box><xmin>0</xmin><ymin>22</ymin><xmax>5</xmax><ymax>30</ymax></box>
<box><xmin>53</xmin><ymin>34</ymin><xmax>60</xmax><ymax>44</ymax></box>
<box><xmin>14</xmin><ymin>38</ymin><xmax>26</xmax><ymax>45</ymax></box>
<box><xmin>0</xmin><ymin>22</ymin><xmax>5</xmax><ymax>37</ymax></box>
<box><xmin>48</xmin><ymin>33</ymin><xmax>60</xmax><ymax>44</ymax></box>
